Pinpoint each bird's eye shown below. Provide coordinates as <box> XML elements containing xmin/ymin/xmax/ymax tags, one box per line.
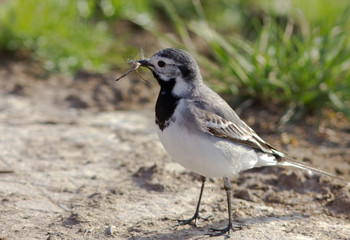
<box><xmin>157</xmin><ymin>61</ymin><xmax>165</xmax><ymax>67</ymax></box>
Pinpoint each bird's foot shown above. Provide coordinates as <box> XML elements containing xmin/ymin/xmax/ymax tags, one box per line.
<box><xmin>207</xmin><ymin>222</ymin><xmax>243</xmax><ymax>237</ymax></box>
<box><xmin>176</xmin><ymin>214</ymin><xmax>213</xmax><ymax>227</ymax></box>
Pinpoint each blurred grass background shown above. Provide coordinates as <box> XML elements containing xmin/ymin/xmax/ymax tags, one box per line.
<box><xmin>0</xmin><ymin>0</ymin><xmax>349</xmax><ymax>122</ymax></box>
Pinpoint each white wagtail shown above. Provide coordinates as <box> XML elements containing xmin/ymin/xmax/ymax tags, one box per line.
<box><xmin>135</xmin><ymin>48</ymin><xmax>341</xmax><ymax>236</ymax></box>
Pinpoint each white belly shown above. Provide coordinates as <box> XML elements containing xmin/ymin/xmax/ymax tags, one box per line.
<box><xmin>157</xmin><ymin>119</ymin><xmax>262</xmax><ymax>178</ymax></box>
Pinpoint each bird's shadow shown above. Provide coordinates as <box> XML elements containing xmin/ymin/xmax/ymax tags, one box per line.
<box><xmin>127</xmin><ymin>213</ymin><xmax>308</xmax><ymax>240</ymax></box>
<box><xmin>131</xmin><ymin>164</ymin><xmax>165</xmax><ymax>192</ymax></box>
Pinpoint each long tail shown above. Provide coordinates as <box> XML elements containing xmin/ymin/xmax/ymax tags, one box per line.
<box><xmin>278</xmin><ymin>155</ymin><xmax>349</xmax><ymax>185</ymax></box>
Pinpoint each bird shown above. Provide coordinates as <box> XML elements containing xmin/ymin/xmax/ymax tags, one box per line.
<box><xmin>135</xmin><ymin>48</ymin><xmax>341</xmax><ymax>237</ymax></box>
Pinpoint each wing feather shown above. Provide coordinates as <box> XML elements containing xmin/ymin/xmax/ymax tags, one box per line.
<box><xmin>201</xmin><ymin>111</ymin><xmax>284</xmax><ymax>159</ymax></box>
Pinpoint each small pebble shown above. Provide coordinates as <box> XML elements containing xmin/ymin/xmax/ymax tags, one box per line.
<box><xmin>106</xmin><ymin>225</ymin><xmax>117</xmax><ymax>235</ymax></box>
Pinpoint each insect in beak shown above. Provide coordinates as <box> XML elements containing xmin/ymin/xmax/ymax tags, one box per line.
<box><xmin>115</xmin><ymin>59</ymin><xmax>151</xmax><ymax>84</ymax></box>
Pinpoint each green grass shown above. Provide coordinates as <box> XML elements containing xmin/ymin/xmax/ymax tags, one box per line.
<box><xmin>0</xmin><ymin>0</ymin><xmax>349</xmax><ymax>121</ymax></box>
<box><xmin>191</xmin><ymin>9</ymin><xmax>350</xmax><ymax>122</ymax></box>
<box><xmin>0</xmin><ymin>0</ymin><xmax>116</xmax><ymax>73</ymax></box>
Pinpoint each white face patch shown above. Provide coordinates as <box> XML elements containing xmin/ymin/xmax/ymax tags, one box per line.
<box><xmin>172</xmin><ymin>78</ymin><xmax>190</xmax><ymax>97</ymax></box>
<box><xmin>148</xmin><ymin>56</ymin><xmax>181</xmax><ymax>82</ymax></box>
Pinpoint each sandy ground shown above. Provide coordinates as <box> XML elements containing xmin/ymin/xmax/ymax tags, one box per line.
<box><xmin>0</xmin><ymin>58</ymin><xmax>350</xmax><ymax>240</ymax></box>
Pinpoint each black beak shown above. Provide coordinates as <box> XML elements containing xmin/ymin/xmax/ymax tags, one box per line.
<box><xmin>137</xmin><ymin>59</ymin><xmax>153</xmax><ymax>68</ymax></box>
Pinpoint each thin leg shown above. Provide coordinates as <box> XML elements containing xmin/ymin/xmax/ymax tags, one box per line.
<box><xmin>209</xmin><ymin>177</ymin><xmax>242</xmax><ymax>237</ymax></box>
<box><xmin>177</xmin><ymin>176</ymin><xmax>211</xmax><ymax>227</ymax></box>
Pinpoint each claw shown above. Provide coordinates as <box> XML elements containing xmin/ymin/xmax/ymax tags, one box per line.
<box><xmin>177</xmin><ymin>216</ymin><xmax>197</xmax><ymax>227</ymax></box>
<box><xmin>176</xmin><ymin>214</ymin><xmax>213</xmax><ymax>227</ymax></box>
<box><xmin>207</xmin><ymin>223</ymin><xmax>243</xmax><ymax>237</ymax></box>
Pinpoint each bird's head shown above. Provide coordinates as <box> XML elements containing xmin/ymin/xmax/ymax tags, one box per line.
<box><xmin>138</xmin><ymin>48</ymin><xmax>202</xmax><ymax>97</ymax></box>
